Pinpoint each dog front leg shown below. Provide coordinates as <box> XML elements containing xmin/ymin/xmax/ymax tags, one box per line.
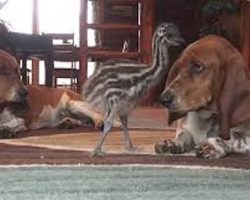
<box><xmin>0</xmin><ymin>124</ymin><xmax>27</xmax><ymax>138</ymax></box>
<box><xmin>196</xmin><ymin>131</ymin><xmax>250</xmax><ymax>159</ymax></box>
<box><xmin>0</xmin><ymin>108</ymin><xmax>27</xmax><ymax>138</ymax></box>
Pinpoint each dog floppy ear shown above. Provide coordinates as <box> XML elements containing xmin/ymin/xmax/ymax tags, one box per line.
<box><xmin>217</xmin><ymin>52</ymin><xmax>248</xmax><ymax>140</ymax></box>
<box><xmin>168</xmin><ymin>111</ymin><xmax>186</xmax><ymax>126</ymax></box>
<box><xmin>164</xmin><ymin>59</ymin><xmax>183</xmax><ymax>125</ymax></box>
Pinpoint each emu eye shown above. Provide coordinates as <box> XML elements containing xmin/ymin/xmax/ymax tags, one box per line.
<box><xmin>189</xmin><ymin>62</ymin><xmax>205</xmax><ymax>75</ymax></box>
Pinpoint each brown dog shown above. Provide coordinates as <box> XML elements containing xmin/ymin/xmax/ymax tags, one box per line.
<box><xmin>0</xmin><ymin>50</ymin><xmax>118</xmax><ymax>138</ymax></box>
<box><xmin>0</xmin><ymin>85</ymin><xmax>109</xmax><ymax>138</ymax></box>
<box><xmin>155</xmin><ymin>35</ymin><xmax>250</xmax><ymax>158</ymax></box>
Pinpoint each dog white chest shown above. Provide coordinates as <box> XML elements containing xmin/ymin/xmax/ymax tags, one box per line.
<box><xmin>183</xmin><ymin>111</ymin><xmax>215</xmax><ymax>145</ymax></box>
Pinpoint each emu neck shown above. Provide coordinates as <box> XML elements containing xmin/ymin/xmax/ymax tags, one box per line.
<box><xmin>141</xmin><ymin>41</ymin><xmax>169</xmax><ymax>86</ymax></box>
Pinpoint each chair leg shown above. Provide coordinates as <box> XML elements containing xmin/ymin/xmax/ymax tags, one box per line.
<box><xmin>53</xmin><ymin>76</ymin><xmax>57</xmax><ymax>88</ymax></box>
<box><xmin>21</xmin><ymin>59</ymin><xmax>28</xmax><ymax>85</ymax></box>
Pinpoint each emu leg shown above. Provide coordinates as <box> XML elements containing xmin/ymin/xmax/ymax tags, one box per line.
<box><xmin>91</xmin><ymin>119</ymin><xmax>113</xmax><ymax>157</ymax></box>
<box><xmin>119</xmin><ymin>115</ymin><xmax>134</xmax><ymax>151</ymax></box>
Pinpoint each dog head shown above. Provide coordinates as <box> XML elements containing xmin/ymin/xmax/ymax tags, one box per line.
<box><xmin>0</xmin><ymin>50</ymin><xmax>28</xmax><ymax>103</ymax></box>
<box><xmin>160</xmin><ymin>35</ymin><xmax>246</xmax><ymax>140</ymax></box>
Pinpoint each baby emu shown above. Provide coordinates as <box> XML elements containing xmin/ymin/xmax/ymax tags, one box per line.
<box><xmin>82</xmin><ymin>23</ymin><xmax>184</xmax><ymax>156</ymax></box>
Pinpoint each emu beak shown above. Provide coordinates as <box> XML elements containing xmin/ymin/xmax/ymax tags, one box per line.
<box><xmin>173</xmin><ymin>37</ymin><xmax>186</xmax><ymax>46</ymax></box>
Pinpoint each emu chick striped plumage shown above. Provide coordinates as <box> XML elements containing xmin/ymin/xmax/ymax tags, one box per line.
<box><xmin>82</xmin><ymin>23</ymin><xmax>184</xmax><ymax>156</ymax></box>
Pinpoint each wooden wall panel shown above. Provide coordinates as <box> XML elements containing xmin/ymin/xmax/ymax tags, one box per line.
<box><xmin>32</xmin><ymin>0</ymin><xmax>39</xmax><ymax>85</ymax></box>
<box><xmin>79</xmin><ymin>0</ymin><xmax>88</xmax><ymax>91</ymax></box>
<box><xmin>241</xmin><ymin>1</ymin><xmax>250</xmax><ymax>74</ymax></box>
<box><xmin>140</xmin><ymin>0</ymin><xmax>154</xmax><ymax>64</ymax></box>
<box><xmin>139</xmin><ymin>0</ymin><xmax>155</xmax><ymax>105</ymax></box>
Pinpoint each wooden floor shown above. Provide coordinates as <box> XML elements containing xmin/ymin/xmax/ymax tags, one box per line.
<box><xmin>0</xmin><ymin>107</ymin><xmax>250</xmax><ymax>169</ymax></box>
<box><xmin>0</xmin><ymin>107</ymin><xmax>175</xmax><ymax>154</ymax></box>
<box><xmin>1</xmin><ymin>129</ymin><xmax>175</xmax><ymax>154</ymax></box>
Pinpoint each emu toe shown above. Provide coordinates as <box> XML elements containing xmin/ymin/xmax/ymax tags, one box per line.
<box><xmin>90</xmin><ymin>148</ymin><xmax>106</xmax><ymax>157</ymax></box>
<box><xmin>124</xmin><ymin>145</ymin><xmax>143</xmax><ymax>154</ymax></box>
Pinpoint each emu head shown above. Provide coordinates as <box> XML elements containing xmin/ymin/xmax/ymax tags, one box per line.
<box><xmin>153</xmin><ymin>23</ymin><xmax>185</xmax><ymax>52</ymax></box>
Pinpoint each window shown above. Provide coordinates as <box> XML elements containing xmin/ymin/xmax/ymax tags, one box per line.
<box><xmin>39</xmin><ymin>0</ymin><xmax>80</xmax><ymax>45</ymax></box>
<box><xmin>0</xmin><ymin>0</ymin><xmax>32</xmax><ymax>33</ymax></box>
<box><xmin>39</xmin><ymin>0</ymin><xmax>80</xmax><ymax>84</ymax></box>
<box><xmin>0</xmin><ymin>0</ymin><xmax>80</xmax><ymax>85</ymax></box>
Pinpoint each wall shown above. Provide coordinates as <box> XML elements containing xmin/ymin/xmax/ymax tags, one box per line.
<box><xmin>241</xmin><ymin>0</ymin><xmax>250</xmax><ymax>74</ymax></box>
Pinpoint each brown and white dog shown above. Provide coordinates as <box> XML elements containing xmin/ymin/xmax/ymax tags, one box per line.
<box><xmin>0</xmin><ymin>50</ymin><xmax>110</xmax><ymax>138</ymax></box>
<box><xmin>0</xmin><ymin>84</ymin><xmax>108</xmax><ymax>138</ymax></box>
<box><xmin>155</xmin><ymin>35</ymin><xmax>250</xmax><ymax>158</ymax></box>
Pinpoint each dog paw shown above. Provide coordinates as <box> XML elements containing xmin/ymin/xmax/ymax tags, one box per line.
<box><xmin>0</xmin><ymin>127</ymin><xmax>17</xmax><ymax>139</ymax></box>
<box><xmin>155</xmin><ymin>139</ymin><xmax>183</xmax><ymax>154</ymax></box>
<box><xmin>195</xmin><ymin>138</ymin><xmax>226</xmax><ymax>159</ymax></box>
<box><xmin>58</xmin><ymin>118</ymin><xmax>77</xmax><ymax>129</ymax></box>
<box><xmin>94</xmin><ymin>120</ymin><xmax>104</xmax><ymax>130</ymax></box>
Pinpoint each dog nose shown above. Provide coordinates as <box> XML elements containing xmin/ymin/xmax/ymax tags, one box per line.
<box><xmin>18</xmin><ymin>86</ymin><xmax>28</xmax><ymax>99</ymax></box>
<box><xmin>159</xmin><ymin>90</ymin><xmax>175</xmax><ymax>107</ymax></box>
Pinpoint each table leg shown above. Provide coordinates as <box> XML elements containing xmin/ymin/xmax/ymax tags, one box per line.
<box><xmin>45</xmin><ymin>55</ymin><xmax>54</xmax><ymax>87</ymax></box>
<box><xmin>21</xmin><ymin>58</ymin><xmax>28</xmax><ymax>85</ymax></box>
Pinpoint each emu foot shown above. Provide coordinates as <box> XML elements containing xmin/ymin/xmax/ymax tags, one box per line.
<box><xmin>0</xmin><ymin>127</ymin><xmax>17</xmax><ymax>139</ymax></box>
<box><xmin>90</xmin><ymin>148</ymin><xmax>106</xmax><ymax>157</ymax></box>
<box><xmin>124</xmin><ymin>145</ymin><xmax>143</xmax><ymax>154</ymax></box>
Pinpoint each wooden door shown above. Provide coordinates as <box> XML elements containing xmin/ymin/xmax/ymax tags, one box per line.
<box><xmin>241</xmin><ymin>0</ymin><xmax>250</xmax><ymax>74</ymax></box>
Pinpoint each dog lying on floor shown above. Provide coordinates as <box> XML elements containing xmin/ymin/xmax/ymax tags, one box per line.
<box><xmin>155</xmin><ymin>35</ymin><xmax>250</xmax><ymax>158</ymax></box>
<box><xmin>0</xmin><ymin>50</ymin><xmax>114</xmax><ymax>138</ymax></box>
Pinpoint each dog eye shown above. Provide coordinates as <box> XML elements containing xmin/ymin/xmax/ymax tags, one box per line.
<box><xmin>0</xmin><ymin>69</ymin><xmax>7</xmax><ymax>75</ymax></box>
<box><xmin>189</xmin><ymin>62</ymin><xmax>205</xmax><ymax>75</ymax></box>
<box><xmin>0</xmin><ymin>69</ymin><xmax>16</xmax><ymax>77</ymax></box>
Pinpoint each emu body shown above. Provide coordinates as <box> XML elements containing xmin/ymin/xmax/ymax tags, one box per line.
<box><xmin>82</xmin><ymin>23</ymin><xmax>184</xmax><ymax>155</ymax></box>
